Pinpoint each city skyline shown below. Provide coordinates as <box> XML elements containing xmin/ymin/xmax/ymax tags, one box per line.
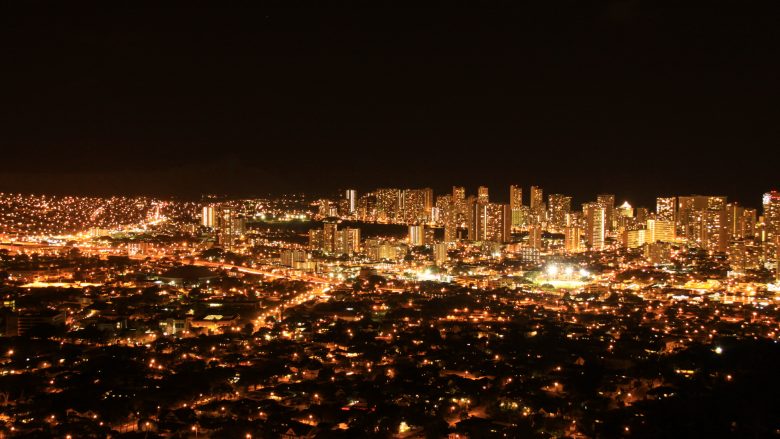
<box><xmin>2</xmin><ymin>2</ymin><xmax>780</xmax><ymax>437</ymax></box>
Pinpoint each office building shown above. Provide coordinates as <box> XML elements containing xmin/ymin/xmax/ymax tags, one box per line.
<box><xmin>345</xmin><ymin>189</ymin><xmax>357</xmax><ymax>214</ymax></box>
<box><xmin>585</xmin><ymin>203</ymin><xmax>606</xmax><ymax>251</ymax></box>
<box><xmin>433</xmin><ymin>242</ymin><xmax>449</xmax><ymax>265</ymax></box>
<box><xmin>548</xmin><ymin>194</ymin><xmax>572</xmax><ymax>231</ymax></box>
<box><xmin>408</xmin><ymin>224</ymin><xmax>425</xmax><ymax>246</ymax></box>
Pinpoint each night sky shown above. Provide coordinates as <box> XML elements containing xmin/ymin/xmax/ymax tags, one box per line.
<box><xmin>2</xmin><ymin>1</ymin><xmax>778</xmax><ymax>207</ymax></box>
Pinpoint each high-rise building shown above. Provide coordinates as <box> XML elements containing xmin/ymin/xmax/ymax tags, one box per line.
<box><xmin>597</xmin><ymin>194</ymin><xmax>616</xmax><ymax>233</ymax></box>
<box><xmin>510</xmin><ymin>185</ymin><xmax>523</xmax><ymax>228</ymax></box>
<box><xmin>375</xmin><ymin>188</ymin><xmax>402</xmax><ymax>223</ymax></box>
<box><xmin>585</xmin><ymin>203</ymin><xmax>606</xmax><ymax>251</ymax></box>
<box><xmin>322</xmin><ymin>219</ymin><xmax>339</xmax><ymax>253</ymax></box>
<box><xmin>623</xmin><ymin>228</ymin><xmax>647</xmax><ymax>249</ymax></box>
<box><xmin>312</xmin><ymin>220</ymin><xmax>360</xmax><ymax>255</ymax></box>
<box><xmin>726</xmin><ymin>203</ymin><xmax>746</xmax><ymax>241</ymax></box>
<box><xmin>452</xmin><ymin>186</ymin><xmax>467</xmax><ymax>226</ymax></box>
<box><xmin>548</xmin><ymin>194</ymin><xmax>572</xmax><ymax>231</ymax></box>
<box><xmin>656</xmin><ymin>197</ymin><xmax>676</xmax><ymax>222</ymax></box>
<box><xmin>402</xmin><ymin>189</ymin><xmax>429</xmax><ymax>224</ymax></box>
<box><xmin>317</xmin><ymin>199</ymin><xmax>333</xmax><ymax>217</ymax></box>
<box><xmin>636</xmin><ymin>207</ymin><xmax>649</xmax><ymax>224</ymax></box>
<box><xmin>437</xmin><ymin>195</ymin><xmax>458</xmax><ymax>242</ymax></box>
<box><xmin>335</xmin><ymin>228</ymin><xmax>361</xmax><ymax>255</ymax></box>
<box><xmin>617</xmin><ymin>201</ymin><xmax>634</xmax><ymax>218</ymax></box>
<box><xmin>530</xmin><ymin>186</ymin><xmax>544</xmax><ymax>211</ymax></box>
<box><xmin>728</xmin><ymin>240</ymin><xmax>762</xmax><ymax>273</ymax></box>
<box><xmin>528</xmin><ymin>224</ymin><xmax>542</xmax><ymax>250</ymax></box>
<box><xmin>477</xmin><ymin>186</ymin><xmax>490</xmax><ymax>204</ymax></box>
<box><xmin>763</xmin><ymin>191</ymin><xmax>780</xmax><ymax>253</ymax></box>
<box><xmin>470</xmin><ymin>202</ymin><xmax>511</xmax><ymax>243</ymax></box>
<box><xmin>433</xmin><ymin>242</ymin><xmax>449</xmax><ymax>265</ymax></box>
<box><xmin>510</xmin><ymin>185</ymin><xmax>522</xmax><ymax>209</ymax></box>
<box><xmin>280</xmin><ymin>249</ymin><xmax>309</xmax><ymax>267</ymax></box>
<box><xmin>408</xmin><ymin>224</ymin><xmax>425</xmax><ymax>246</ymax></box>
<box><xmin>345</xmin><ymin>189</ymin><xmax>358</xmax><ymax>214</ymax></box>
<box><xmin>677</xmin><ymin>195</ymin><xmax>727</xmax><ymax>251</ymax></box>
<box><xmin>743</xmin><ymin>208</ymin><xmax>757</xmax><ymax>238</ymax></box>
<box><xmin>357</xmin><ymin>193</ymin><xmax>377</xmax><ymax>222</ymax></box>
<box><xmin>201</xmin><ymin>206</ymin><xmax>216</xmax><ymax>228</ymax></box>
<box><xmin>308</xmin><ymin>229</ymin><xmax>323</xmax><ymax>250</ymax></box>
<box><xmin>216</xmin><ymin>206</ymin><xmax>244</xmax><ymax>250</ymax></box>
<box><xmin>776</xmin><ymin>236</ymin><xmax>780</xmax><ymax>283</ymax></box>
<box><xmin>564</xmin><ymin>226</ymin><xmax>582</xmax><ymax>253</ymax></box>
<box><xmin>646</xmin><ymin>219</ymin><xmax>675</xmax><ymax>243</ymax></box>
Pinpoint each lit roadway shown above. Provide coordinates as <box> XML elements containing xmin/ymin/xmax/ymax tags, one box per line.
<box><xmin>188</xmin><ymin>258</ymin><xmax>335</xmax><ymax>326</ymax></box>
<box><xmin>189</xmin><ymin>258</ymin><xmax>332</xmax><ymax>285</ymax></box>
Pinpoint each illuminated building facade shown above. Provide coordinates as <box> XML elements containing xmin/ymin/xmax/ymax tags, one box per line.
<box><xmin>584</xmin><ymin>203</ymin><xmax>606</xmax><ymax>251</ymax></box>
<box><xmin>470</xmin><ymin>202</ymin><xmax>511</xmax><ymax>243</ymax></box>
<box><xmin>477</xmin><ymin>186</ymin><xmax>489</xmax><ymax>204</ymax></box>
<box><xmin>548</xmin><ymin>194</ymin><xmax>571</xmax><ymax>231</ymax></box>
<box><xmin>597</xmin><ymin>194</ymin><xmax>616</xmax><ymax>234</ymax></box>
<box><xmin>510</xmin><ymin>185</ymin><xmax>523</xmax><ymax>227</ymax></box>
<box><xmin>201</xmin><ymin>205</ymin><xmax>216</xmax><ymax>228</ymax></box>
<box><xmin>656</xmin><ymin>197</ymin><xmax>676</xmax><ymax>222</ymax></box>
<box><xmin>408</xmin><ymin>224</ymin><xmax>424</xmax><ymax>246</ymax></box>
<box><xmin>763</xmin><ymin>191</ymin><xmax>780</xmax><ymax>254</ymax></box>
<box><xmin>529</xmin><ymin>186</ymin><xmax>544</xmax><ymax>224</ymax></box>
<box><xmin>528</xmin><ymin>224</ymin><xmax>542</xmax><ymax>250</ymax></box>
<box><xmin>375</xmin><ymin>188</ymin><xmax>402</xmax><ymax>223</ymax></box>
<box><xmin>345</xmin><ymin>189</ymin><xmax>357</xmax><ymax>214</ymax></box>
<box><xmin>564</xmin><ymin>226</ymin><xmax>582</xmax><ymax>253</ymax></box>
<box><xmin>433</xmin><ymin>242</ymin><xmax>449</xmax><ymax>265</ymax></box>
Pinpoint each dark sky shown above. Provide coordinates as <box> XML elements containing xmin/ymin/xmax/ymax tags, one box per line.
<box><xmin>1</xmin><ymin>1</ymin><xmax>778</xmax><ymax>207</ymax></box>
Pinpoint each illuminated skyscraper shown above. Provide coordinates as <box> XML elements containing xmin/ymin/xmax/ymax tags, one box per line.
<box><xmin>530</xmin><ymin>186</ymin><xmax>543</xmax><ymax>211</ymax></box>
<box><xmin>528</xmin><ymin>224</ymin><xmax>542</xmax><ymax>250</ymax></box>
<box><xmin>470</xmin><ymin>202</ymin><xmax>511</xmax><ymax>243</ymax></box>
<box><xmin>436</xmin><ymin>195</ymin><xmax>458</xmax><ymax>242</ymax></box>
<box><xmin>743</xmin><ymin>208</ymin><xmax>757</xmax><ymax>238</ymax></box>
<box><xmin>564</xmin><ymin>226</ymin><xmax>582</xmax><ymax>253</ymax></box>
<box><xmin>656</xmin><ymin>197</ymin><xmax>676</xmax><ymax>222</ymax></box>
<box><xmin>597</xmin><ymin>194</ymin><xmax>616</xmax><ymax>233</ymax></box>
<box><xmin>452</xmin><ymin>186</ymin><xmax>467</xmax><ymax>226</ymax></box>
<box><xmin>726</xmin><ymin>203</ymin><xmax>745</xmax><ymax>240</ymax></box>
<box><xmin>375</xmin><ymin>188</ymin><xmax>402</xmax><ymax>223</ymax></box>
<box><xmin>402</xmin><ymin>189</ymin><xmax>429</xmax><ymax>224</ymax></box>
<box><xmin>357</xmin><ymin>193</ymin><xmax>377</xmax><ymax>222</ymax></box>
<box><xmin>510</xmin><ymin>185</ymin><xmax>523</xmax><ymax>227</ymax></box>
<box><xmin>584</xmin><ymin>203</ymin><xmax>606</xmax><ymax>251</ymax></box>
<box><xmin>548</xmin><ymin>194</ymin><xmax>572</xmax><ymax>231</ymax></box>
<box><xmin>646</xmin><ymin>219</ymin><xmax>675</xmax><ymax>243</ymax></box>
<box><xmin>322</xmin><ymin>219</ymin><xmax>339</xmax><ymax>253</ymax></box>
<box><xmin>345</xmin><ymin>189</ymin><xmax>357</xmax><ymax>214</ymax></box>
<box><xmin>763</xmin><ymin>191</ymin><xmax>780</xmax><ymax>253</ymax></box>
<box><xmin>308</xmin><ymin>229</ymin><xmax>323</xmax><ymax>250</ymax></box>
<box><xmin>216</xmin><ymin>206</ymin><xmax>245</xmax><ymax>250</ymax></box>
<box><xmin>433</xmin><ymin>242</ymin><xmax>449</xmax><ymax>265</ymax></box>
<box><xmin>477</xmin><ymin>186</ymin><xmax>489</xmax><ymax>204</ymax></box>
<box><xmin>636</xmin><ymin>207</ymin><xmax>649</xmax><ymax>224</ymax></box>
<box><xmin>335</xmin><ymin>227</ymin><xmax>361</xmax><ymax>255</ymax></box>
<box><xmin>201</xmin><ymin>205</ymin><xmax>216</xmax><ymax>228</ymax></box>
<box><xmin>617</xmin><ymin>201</ymin><xmax>634</xmax><ymax>218</ymax></box>
<box><xmin>777</xmin><ymin>236</ymin><xmax>780</xmax><ymax>283</ymax></box>
<box><xmin>529</xmin><ymin>186</ymin><xmax>545</xmax><ymax>226</ymax></box>
<box><xmin>510</xmin><ymin>185</ymin><xmax>522</xmax><ymax>209</ymax></box>
<box><xmin>677</xmin><ymin>195</ymin><xmax>727</xmax><ymax>251</ymax></box>
<box><xmin>408</xmin><ymin>224</ymin><xmax>424</xmax><ymax>246</ymax></box>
